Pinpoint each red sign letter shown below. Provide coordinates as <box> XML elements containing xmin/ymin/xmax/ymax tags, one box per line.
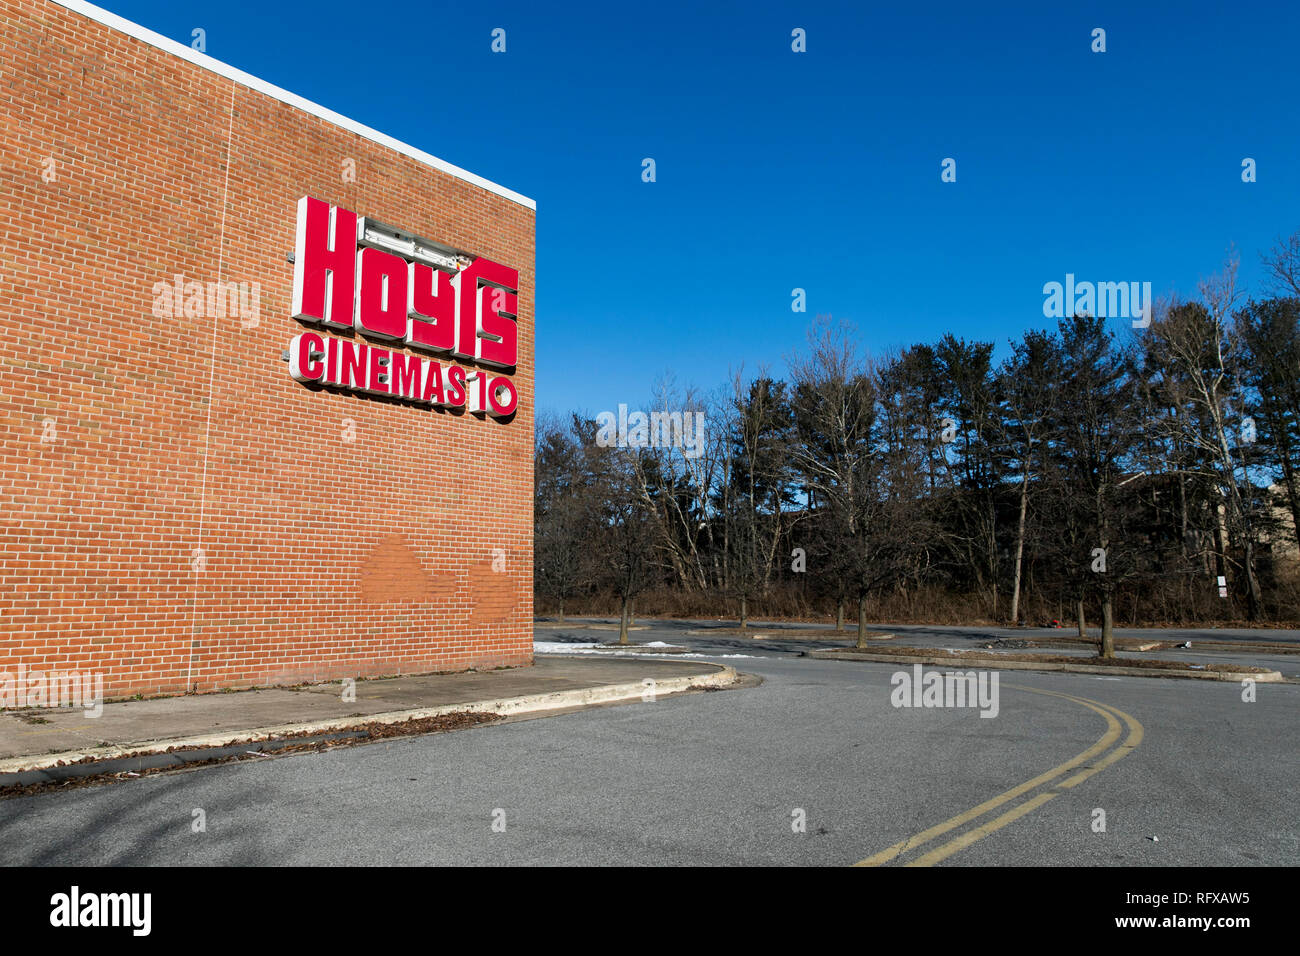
<box><xmin>292</xmin><ymin>196</ymin><xmax>358</xmax><ymax>330</ymax></box>
<box><xmin>406</xmin><ymin>262</ymin><xmax>457</xmax><ymax>353</ymax></box>
<box><xmin>289</xmin><ymin>332</ymin><xmax>326</xmax><ymax>383</ymax></box>
<box><xmin>356</xmin><ymin>247</ymin><xmax>408</xmax><ymax>340</ymax></box>
<box><xmin>454</xmin><ymin>258</ymin><xmax>518</xmax><ymax>368</ymax></box>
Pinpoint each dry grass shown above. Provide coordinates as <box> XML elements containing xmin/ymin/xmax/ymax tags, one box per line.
<box><xmin>536</xmin><ymin>577</ymin><xmax>1300</xmax><ymax>629</ymax></box>
<box><xmin>820</xmin><ymin>645</ymin><xmax>1273</xmax><ymax>673</ymax></box>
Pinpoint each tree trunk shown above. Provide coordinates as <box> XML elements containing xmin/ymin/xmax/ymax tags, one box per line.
<box><xmin>619</xmin><ymin>595</ymin><xmax>631</xmax><ymax>645</ymax></box>
<box><xmin>856</xmin><ymin>594</ymin><xmax>868</xmax><ymax>649</ymax></box>
<box><xmin>1178</xmin><ymin>472</ymin><xmax>1189</xmax><ymax>558</ymax></box>
<box><xmin>1243</xmin><ymin>540</ymin><xmax>1264</xmax><ymax>620</ymax></box>
<box><xmin>557</xmin><ymin>598</ymin><xmax>565</xmax><ymax>623</ymax></box>
<box><xmin>1009</xmin><ymin>472</ymin><xmax>1028</xmax><ymax>624</ymax></box>
<box><xmin>1100</xmin><ymin>593</ymin><xmax>1115</xmax><ymax>659</ymax></box>
<box><xmin>739</xmin><ymin>594</ymin><xmax>748</xmax><ymax>631</ymax></box>
<box><xmin>987</xmin><ymin>500</ymin><xmax>999</xmax><ymax>619</ymax></box>
<box><xmin>835</xmin><ymin>598</ymin><xmax>844</xmax><ymax>631</ymax></box>
<box><xmin>1076</xmin><ymin>598</ymin><xmax>1087</xmax><ymax>639</ymax></box>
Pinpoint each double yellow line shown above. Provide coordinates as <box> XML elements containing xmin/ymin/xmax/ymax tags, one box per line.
<box><xmin>856</xmin><ymin>684</ymin><xmax>1144</xmax><ymax>867</ymax></box>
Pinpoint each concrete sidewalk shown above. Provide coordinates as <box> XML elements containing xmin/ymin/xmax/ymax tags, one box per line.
<box><xmin>0</xmin><ymin>656</ymin><xmax>738</xmax><ymax>774</ymax></box>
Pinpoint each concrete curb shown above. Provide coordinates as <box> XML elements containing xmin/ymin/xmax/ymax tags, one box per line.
<box><xmin>0</xmin><ymin>659</ymin><xmax>738</xmax><ymax>776</ymax></box>
<box><xmin>806</xmin><ymin>649</ymin><xmax>1284</xmax><ymax>683</ymax></box>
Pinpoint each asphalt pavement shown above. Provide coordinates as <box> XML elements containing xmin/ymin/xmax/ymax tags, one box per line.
<box><xmin>1</xmin><ymin>618</ymin><xmax>1294</xmax><ymax>866</ymax></box>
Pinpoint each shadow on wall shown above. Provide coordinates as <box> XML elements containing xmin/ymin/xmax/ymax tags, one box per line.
<box><xmin>359</xmin><ymin>534</ymin><xmax>524</xmax><ymax>625</ymax></box>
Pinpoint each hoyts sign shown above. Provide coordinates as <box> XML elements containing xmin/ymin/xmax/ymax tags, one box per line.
<box><xmin>287</xmin><ymin>196</ymin><xmax>519</xmax><ymax>418</ymax></box>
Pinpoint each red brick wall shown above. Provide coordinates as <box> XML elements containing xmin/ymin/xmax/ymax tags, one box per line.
<box><xmin>0</xmin><ymin>0</ymin><xmax>535</xmax><ymax>698</ymax></box>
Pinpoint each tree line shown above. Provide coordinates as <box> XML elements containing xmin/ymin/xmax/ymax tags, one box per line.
<box><xmin>535</xmin><ymin>240</ymin><xmax>1300</xmax><ymax>653</ymax></box>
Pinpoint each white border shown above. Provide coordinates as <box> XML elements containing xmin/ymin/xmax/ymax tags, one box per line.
<box><xmin>50</xmin><ymin>0</ymin><xmax>537</xmax><ymax>210</ymax></box>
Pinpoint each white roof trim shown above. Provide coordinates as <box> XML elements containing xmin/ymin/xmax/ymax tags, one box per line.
<box><xmin>49</xmin><ymin>0</ymin><xmax>537</xmax><ymax>210</ymax></box>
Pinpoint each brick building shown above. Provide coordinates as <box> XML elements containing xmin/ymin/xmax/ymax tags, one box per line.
<box><xmin>1</xmin><ymin>0</ymin><xmax>536</xmax><ymax>698</ymax></box>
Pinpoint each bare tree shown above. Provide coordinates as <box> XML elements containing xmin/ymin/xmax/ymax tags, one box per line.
<box><xmin>627</xmin><ymin>379</ymin><xmax>722</xmax><ymax>592</ymax></box>
<box><xmin>789</xmin><ymin>320</ymin><xmax>924</xmax><ymax>646</ymax></box>
<box><xmin>1262</xmin><ymin>230</ymin><xmax>1300</xmax><ymax>298</ymax></box>
<box><xmin>1143</xmin><ymin>255</ymin><xmax>1265</xmax><ymax>617</ymax></box>
<box><xmin>602</xmin><ymin>453</ymin><xmax>656</xmax><ymax>645</ymax></box>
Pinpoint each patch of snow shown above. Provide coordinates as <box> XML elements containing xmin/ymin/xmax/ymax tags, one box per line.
<box><xmin>676</xmin><ymin>652</ymin><xmax>765</xmax><ymax>659</ymax></box>
<box><xmin>533</xmin><ymin>641</ymin><xmax>601</xmax><ymax>653</ymax></box>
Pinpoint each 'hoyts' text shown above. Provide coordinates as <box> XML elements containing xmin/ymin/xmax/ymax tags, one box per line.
<box><xmin>286</xmin><ymin>196</ymin><xmax>520</xmax><ymax>418</ymax></box>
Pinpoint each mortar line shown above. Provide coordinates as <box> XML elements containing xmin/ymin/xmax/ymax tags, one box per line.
<box><xmin>186</xmin><ymin>79</ymin><xmax>236</xmax><ymax>693</ymax></box>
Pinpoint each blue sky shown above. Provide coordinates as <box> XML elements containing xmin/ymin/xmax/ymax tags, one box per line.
<box><xmin>98</xmin><ymin>0</ymin><xmax>1300</xmax><ymax>418</ymax></box>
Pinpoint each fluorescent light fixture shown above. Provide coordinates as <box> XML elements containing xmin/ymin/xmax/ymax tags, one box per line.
<box><xmin>358</xmin><ymin>217</ymin><xmax>466</xmax><ymax>271</ymax></box>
